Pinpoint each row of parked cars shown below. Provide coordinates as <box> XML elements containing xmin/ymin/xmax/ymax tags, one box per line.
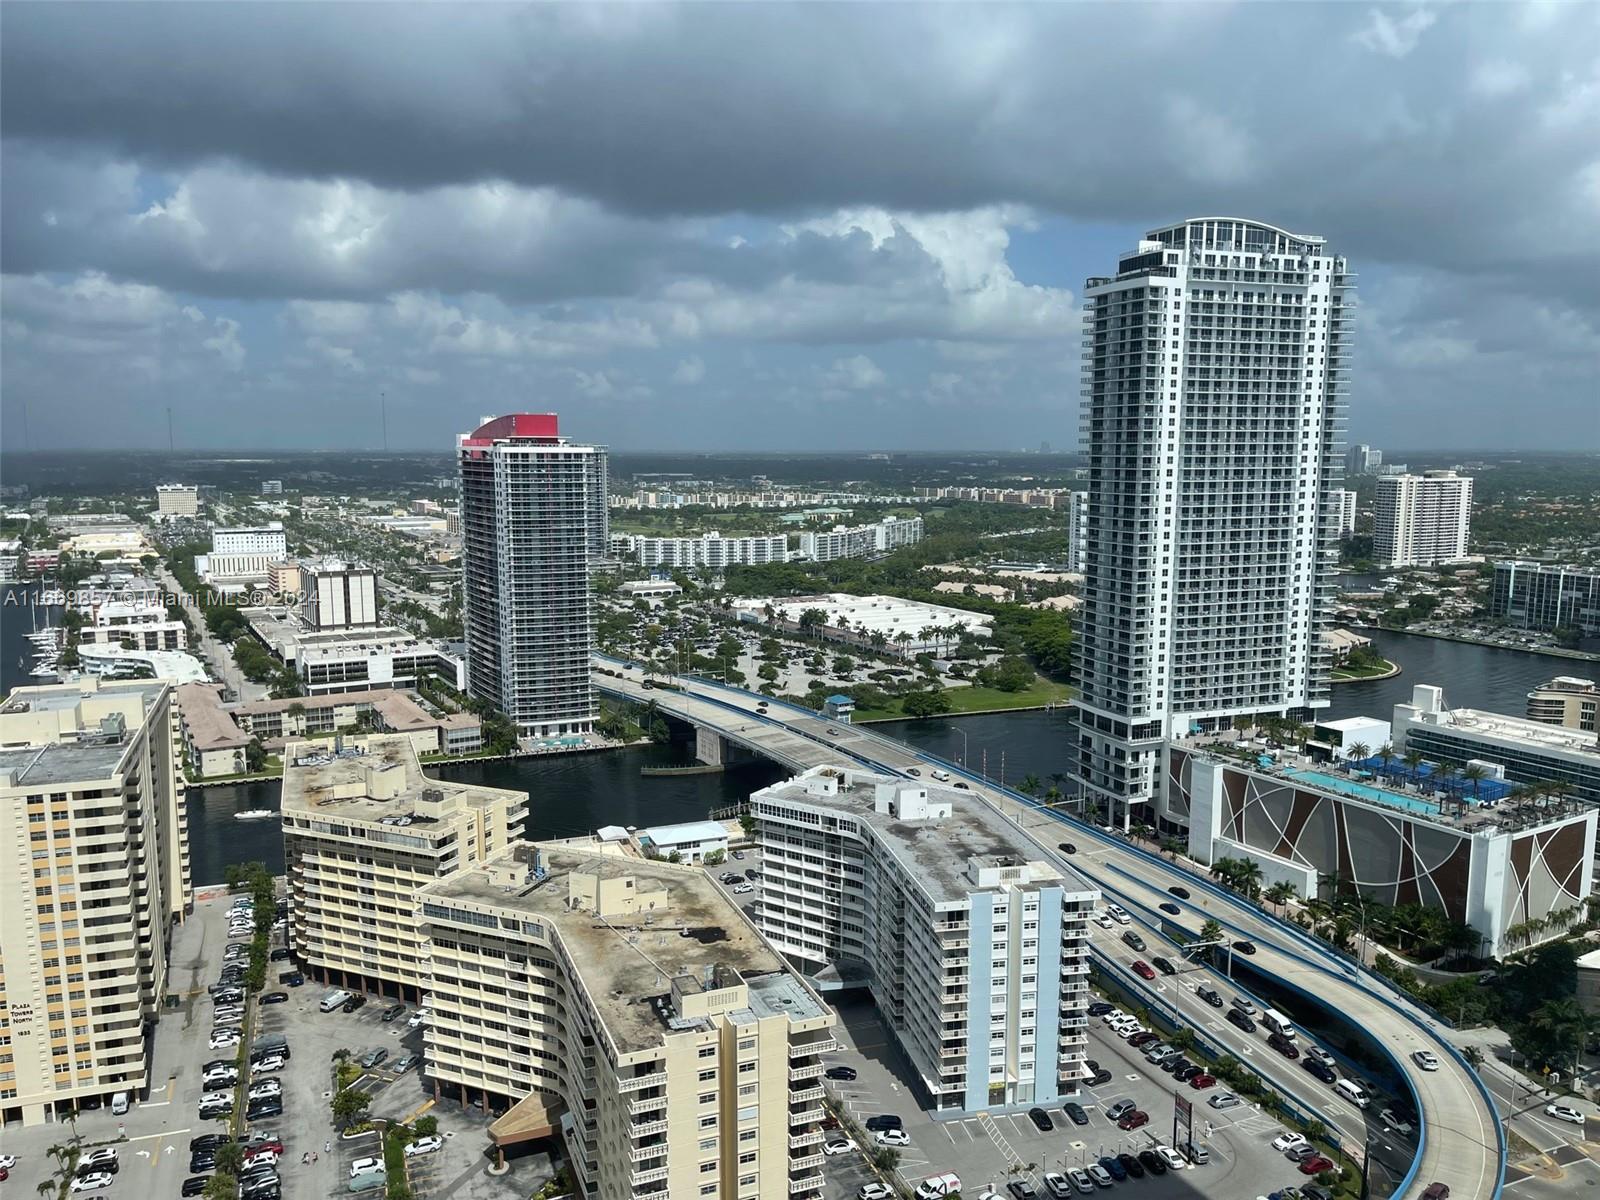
<box><xmin>186</xmin><ymin>1132</ymin><xmax>286</xmax><ymax>1200</ymax></box>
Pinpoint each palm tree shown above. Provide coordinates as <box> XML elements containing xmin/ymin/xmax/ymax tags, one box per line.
<box><xmin>1199</xmin><ymin>919</ymin><xmax>1224</xmax><ymax>944</ymax></box>
<box><xmin>1402</xmin><ymin>750</ymin><xmax>1425</xmax><ymax>788</ymax></box>
<box><xmin>1345</xmin><ymin>741</ymin><xmax>1370</xmax><ymax>771</ymax></box>
<box><xmin>1376</xmin><ymin>742</ymin><xmax>1396</xmax><ymax>780</ymax></box>
<box><xmin>1265</xmin><ymin>881</ymin><xmax>1297</xmax><ymax>913</ymax></box>
<box><xmin>1460</xmin><ymin>763</ymin><xmax>1489</xmax><ymax>805</ymax></box>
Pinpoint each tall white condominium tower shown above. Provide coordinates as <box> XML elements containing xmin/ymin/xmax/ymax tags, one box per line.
<box><xmin>1334</xmin><ymin>488</ymin><xmax>1358</xmax><ymax>538</ymax></box>
<box><xmin>1066</xmin><ymin>490</ymin><xmax>1089</xmax><ymax>573</ymax></box>
<box><xmin>459</xmin><ymin>414</ymin><xmax>599</xmax><ymax>738</ymax></box>
<box><xmin>1374</xmin><ymin>470</ymin><xmax>1473</xmax><ymax>567</ymax></box>
<box><xmin>1075</xmin><ymin>218</ymin><xmax>1350</xmax><ymax>829</ymax></box>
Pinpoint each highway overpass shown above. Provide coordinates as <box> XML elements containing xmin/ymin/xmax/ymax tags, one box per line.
<box><xmin>595</xmin><ymin>659</ymin><xmax>1507</xmax><ymax>1200</ymax></box>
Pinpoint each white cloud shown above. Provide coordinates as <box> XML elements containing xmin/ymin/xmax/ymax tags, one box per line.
<box><xmin>1353</xmin><ymin>7</ymin><xmax>1438</xmax><ymax>58</ymax></box>
<box><xmin>825</xmin><ymin>354</ymin><xmax>887</xmax><ymax>391</ymax></box>
<box><xmin>671</xmin><ymin>355</ymin><xmax>706</xmax><ymax>384</ymax></box>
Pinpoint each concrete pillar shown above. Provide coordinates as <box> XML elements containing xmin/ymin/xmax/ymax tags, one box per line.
<box><xmin>694</xmin><ymin>727</ymin><xmax>725</xmax><ymax>767</ymax></box>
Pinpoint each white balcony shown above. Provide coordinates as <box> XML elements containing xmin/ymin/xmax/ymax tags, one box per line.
<box><xmin>619</xmin><ymin>1071</ymin><xmax>668</xmax><ymax>1092</ymax></box>
<box><xmin>788</xmin><ymin>1063</ymin><xmax>824</xmax><ymax>1082</ymax></box>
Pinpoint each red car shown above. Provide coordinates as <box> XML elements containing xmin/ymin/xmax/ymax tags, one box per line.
<box><xmin>1299</xmin><ymin>1155</ymin><xmax>1334</xmax><ymax>1176</ymax></box>
<box><xmin>1132</xmin><ymin>961</ymin><xmax>1156</xmax><ymax>980</ymax></box>
<box><xmin>245</xmin><ymin>1142</ymin><xmax>285</xmax><ymax>1159</ymax></box>
<box><xmin>1117</xmin><ymin>1109</ymin><xmax>1150</xmax><ymax>1131</ymax></box>
<box><xmin>1188</xmin><ymin>1073</ymin><xmax>1216</xmax><ymax>1090</ymax></box>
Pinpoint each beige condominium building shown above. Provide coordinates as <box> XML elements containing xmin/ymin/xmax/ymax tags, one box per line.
<box><xmin>0</xmin><ymin>679</ymin><xmax>190</xmax><ymax>1126</ymax></box>
<box><xmin>281</xmin><ymin>734</ymin><xmax>525</xmax><ymax>1000</ymax></box>
<box><xmin>419</xmin><ymin>844</ymin><xmax>837</xmax><ymax>1200</ymax></box>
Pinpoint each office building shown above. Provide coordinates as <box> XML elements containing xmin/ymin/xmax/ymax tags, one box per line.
<box><xmin>459</xmin><ymin>414</ymin><xmax>599</xmax><ymax>740</ymax></box>
<box><xmin>1075</xmin><ymin>218</ymin><xmax>1349</xmax><ymax>827</ymax></box>
<box><xmin>1172</xmin><ymin>744</ymin><xmax>1595</xmax><ymax>959</ymax></box>
<box><xmin>614</xmin><ymin>532</ymin><xmax>791</xmax><ymax>570</ymax></box>
<box><xmin>260</xmin><ymin>480</ymin><xmax>283</xmax><ymax>495</ymax></box>
<box><xmin>1066</xmin><ymin>491</ymin><xmax>1089</xmax><ymax>574</ymax></box>
<box><xmin>1346</xmin><ymin>444</ymin><xmax>1382</xmax><ymax>474</ymax></box>
<box><xmin>1393</xmin><ymin>684</ymin><xmax>1600</xmax><ymax>806</ymax></box>
<box><xmin>1334</xmin><ymin>488</ymin><xmax>1358</xmax><ymax>538</ymax></box>
<box><xmin>1492</xmin><ymin>562</ymin><xmax>1600</xmax><ymax>636</ymax></box>
<box><xmin>1527</xmin><ymin>677</ymin><xmax>1598</xmax><ymax>733</ymax></box>
<box><xmin>75</xmin><ymin>599</ymin><xmax>188</xmax><ymax>652</ymax></box>
<box><xmin>195</xmin><ymin>523</ymin><xmax>288</xmax><ymax>583</ymax></box>
<box><xmin>246</xmin><ymin>608</ymin><xmax>465</xmax><ymax>696</ymax></box>
<box><xmin>796</xmin><ymin>516</ymin><xmax>922</xmax><ymax>562</ymax></box>
<box><xmin>751</xmin><ymin>766</ymin><xmax>1097</xmax><ymax>1114</ymax></box>
<box><xmin>1373</xmin><ymin>471</ymin><xmax>1473</xmax><ymax>567</ymax></box>
<box><xmin>301</xmin><ymin>558</ymin><xmax>380</xmax><ymax>630</ymax></box>
<box><xmin>281</xmin><ymin>733</ymin><xmax>525</xmax><ymax>999</ymax></box>
<box><xmin>155</xmin><ymin>483</ymin><xmax>199</xmax><ymax>519</ymax></box>
<box><xmin>0</xmin><ymin>679</ymin><xmax>190</xmax><ymax>1126</ymax></box>
<box><xmin>419</xmin><ymin>843</ymin><xmax>836</xmax><ymax>1200</ymax></box>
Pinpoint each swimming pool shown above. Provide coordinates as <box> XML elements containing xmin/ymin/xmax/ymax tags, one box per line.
<box><xmin>1281</xmin><ymin>768</ymin><xmax>1443</xmax><ymax>816</ymax></box>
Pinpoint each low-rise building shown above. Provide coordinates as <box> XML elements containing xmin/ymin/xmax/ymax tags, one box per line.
<box><xmin>76</xmin><ymin>599</ymin><xmax>188</xmax><ymax>652</ymax></box>
<box><xmin>615</xmin><ymin>532</ymin><xmax>790</xmax><ymax>570</ymax></box>
<box><xmin>619</xmin><ymin>579</ymin><xmax>682</xmax><ymax>600</ymax></box>
<box><xmin>1527</xmin><ymin>677</ymin><xmax>1598</xmax><ymax>733</ymax></box>
<box><xmin>1491</xmin><ymin>562</ymin><xmax>1600</xmax><ymax>636</ymax></box>
<box><xmin>636</xmin><ymin>819</ymin><xmax>731</xmax><ymax>863</ymax></box>
<box><xmin>751</xmin><ymin>766</ymin><xmax>1097</xmax><ymax>1114</ymax></box>
<box><xmin>174</xmin><ymin>682</ymin><xmax>254</xmax><ymax>777</ymax></box>
<box><xmin>281</xmin><ymin>734</ymin><xmax>525</xmax><ymax>999</ymax></box>
<box><xmin>0</xmin><ymin>679</ymin><xmax>190</xmax><ymax>1125</ymax></box>
<box><xmin>246</xmin><ymin>608</ymin><xmax>466</xmax><ymax>695</ymax></box>
<box><xmin>733</xmin><ymin>592</ymin><xmax>993</xmax><ymax>651</ymax></box>
<box><xmin>419</xmin><ymin>843</ymin><xmax>836</xmax><ymax>1200</ymax></box>
<box><xmin>797</xmin><ymin>515</ymin><xmax>922</xmax><ymax>562</ymax></box>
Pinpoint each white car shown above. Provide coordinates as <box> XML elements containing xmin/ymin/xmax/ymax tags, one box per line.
<box><xmin>247</xmin><ymin>1082</ymin><xmax>282</xmax><ymax>1100</ymax></box>
<box><xmin>857</xmin><ymin>1187</ymin><xmax>893</xmax><ymax>1200</ymax></box>
<box><xmin>245</xmin><ymin>1152</ymin><xmax>279</xmax><ymax>1170</ymax></box>
<box><xmin>1085</xmin><ymin>1164</ymin><xmax>1113</xmax><ymax>1188</ymax></box>
<box><xmin>822</xmin><ymin>1138</ymin><xmax>857</xmax><ymax>1156</ymax></box>
<box><xmin>0</xmin><ymin>1155</ymin><xmax>18</xmax><ymax>1170</ymax></box>
<box><xmin>199</xmin><ymin>1090</ymin><xmax>233</xmax><ymax>1106</ymax></box>
<box><xmin>1271</xmin><ymin>1132</ymin><xmax>1310</xmax><ymax>1153</ymax></box>
<box><xmin>1410</xmin><ymin>1050</ymin><xmax>1440</xmax><ymax>1072</ymax></box>
<box><xmin>1043</xmin><ymin>1173</ymin><xmax>1071</xmax><ymax>1198</ymax></box>
<box><xmin>1546</xmin><ymin>1103</ymin><xmax>1586</xmax><ymax>1126</ymax></box>
<box><xmin>213</xmin><ymin>1007</ymin><xmax>245</xmax><ymax>1023</ymax></box>
<box><xmin>731</xmin><ymin>883</ymin><xmax>754</xmax><ymax>895</ymax></box>
<box><xmin>1379</xmin><ymin>1108</ymin><xmax>1415</xmax><ymax>1136</ymax></box>
<box><xmin>404</xmin><ymin>1136</ymin><xmax>443</xmax><ymax>1158</ymax></box>
<box><xmin>254</xmin><ymin>1054</ymin><xmax>286</xmax><ymax>1073</ymax></box>
<box><xmin>1100</xmin><ymin>1009</ymin><xmax>1129</xmax><ymax>1026</ymax></box>
<box><xmin>71</xmin><ymin>1174</ymin><xmax>114</xmax><ymax>1194</ymax></box>
<box><xmin>1107</xmin><ymin>906</ymin><xmax>1131</xmax><ymax>925</ymax></box>
<box><xmin>79</xmin><ymin>1150</ymin><xmax>118</xmax><ymax>1171</ymax></box>
<box><xmin>1092</xmin><ymin>913</ymin><xmax>1113</xmax><ymax>929</ymax></box>
<box><xmin>407</xmin><ymin>1009</ymin><xmax>429</xmax><ymax>1029</ymax></box>
<box><xmin>1155</xmin><ymin>1146</ymin><xmax>1186</xmax><ymax>1172</ymax></box>
<box><xmin>349</xmin><ymin>1157</ymin><xmax>384</xmax><ymax>1178</ymax></box>
<box><xmin>1115</xmin><ymin>1023</ymin><xmax>1148</xmax><ymax>1040</ymax></box>
<box><xmin>872</xmin><ymin>1128</ymin><xmax>911</xmax><ymax>1147</ymax></box>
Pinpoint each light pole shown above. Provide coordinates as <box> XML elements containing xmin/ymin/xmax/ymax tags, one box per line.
<box><xmin>956</xmin><ymin>728</ymin><xmax>969</xmax><ymax>769</ymax></box>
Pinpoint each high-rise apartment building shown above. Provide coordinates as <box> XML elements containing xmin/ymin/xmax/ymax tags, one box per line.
<box><xmin>459</xmin><ymin>414</ymin><xmax>601</xmax><ymax>739</ymax></box>
<box><xmin>1074</xmin><ymin>218</ymin><xmax>1349</xmax><ymax>827</ymax></box>
<box><xmin>281</xmin><ymin>733</ymin><xmax>525</xmax><ymax>999</ymax></box>
<box><xmin>1373</xmin><ymin>470</ymin><xmax>1472</xmax><ymax>567</ymax></box>
<box><xmin>1346</xmin><ymin>444</ymin><xmax>1382</xmax><ymax>474</ymax></box>
<box><xmin>615</xmin><ymin>532</ymin><xmax>791</xmax><ymax>570</ymax></box>
<box><xmin>419</xmin><ymin>843</ymin><xmax>836</xmax><ymax>1200</ymax></box>
<box><xmin>0</xmin><ymin>679</ymin><xmax>189</xmax><ymax>1125</ymax></box>
<box><xmin>1066</xmin><ymin>490</ymin><xmax>1089</xmax><ymax>573</ymax></box>
<box><xmin>1492</xmin><ymin>562</ymin><xmax>1600</xmax><ymax>636</ymax></box>
<box><xmin>301</xmin><ymin>558</ymin><xmax>380</xmax><ymax>630</ymax></box>
<box><xmin>155</xmin><ymin>483</ymin><xmax>199</xmax><ymax>519</ymax></box>
<box><xmin>750</xmin><ymin>766</ymin><xmax>1097</xmax><ymax>1114</ymax></box>
<box><xmin>1334</xmin><ymin>488</ymin><xmax>1358</xmax><ymax>538</ymax></box>
<box><xmin>797</xmin><ymin>516</ymin><xmax>922</xmax><ymax>562</ymax></box>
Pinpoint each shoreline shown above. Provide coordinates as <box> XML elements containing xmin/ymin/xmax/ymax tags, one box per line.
<box><xmin>1331</xmin><ymin>658</ymin><xmax>1402</xmax><ymax>685</ymax></box>
<box><xmin>859</xmin><ymin>701</ymin><xmax>1072</xmax><ymax>724</ymax></box>
<box><xmin>1374</xmin><ymin>626</ymin><xmax>1595</xmax><ymax>662</ymax></box>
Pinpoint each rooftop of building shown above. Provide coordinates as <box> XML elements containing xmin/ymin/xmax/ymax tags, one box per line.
<box><xmin>1407</xmin><ymin>705</ymin><xmax>1600</xmax><ymax>759</ymax></box>
<box><xmin>638</xmin><ymin>819</ymin><xmax>730</xmax><ymax>846</ymax></box>
<box><xmin>0</xmin><ymin>679</ymin><xmax>166</xmax><ymax>786</ymax></box>
<box><xmin>281</xmin><ymin>733</ymin><xmax>520</xmax><ymax>824</ymax></box>
<box><xmin>246</xmin><ymin>607</ymin><xmax>435</xmax><ymax>655</ymax></box>
<box><xmin>424</xmin><ymin>843</ymin><xmax>819</xmax><ymax>1053</ymax></box>
<box><xmin>175</xmin><ymin>682</ymin><xmax>252</xmax><ymax>751</ymax></box>
<box><xmin>1533</xmin><ymin>677</ymin><xmax>1597</xmax><ymax>695</ymax></box>
<box><xmin>756</xmin><ymin>765</ymin><xmax>1095</xmax><ymax>904</ymax></box>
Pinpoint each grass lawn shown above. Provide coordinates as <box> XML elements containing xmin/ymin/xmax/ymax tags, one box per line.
<box><xmin>855</xmin><ymin>676</ymin><xmax>1073</xmax><ymax>722</ymax></box>
<box><xmin>1331</xmin><ymin>656</ymin><xmax>1397</xmax><ymax>680</ymax></box>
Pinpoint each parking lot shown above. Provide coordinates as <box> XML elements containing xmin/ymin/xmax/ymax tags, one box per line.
<box><xmin>0</xmin><ymin>891</ymin><xmax>552</xmax><ymax>1200</ymax></box>
<box><xmin>815</xmin><ymin>994</ymin><xmax>1350</xmax><ymax>1200</ymax></box>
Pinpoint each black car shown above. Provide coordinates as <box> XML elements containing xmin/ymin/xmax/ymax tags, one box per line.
<box><xmin>864</xmin><ymin>1115</ymin><xmax>903</xmax><ymax>1132</ymax></box>
<box><xmin>78</xmin><ymin>1161</ymin><xmax>119</xmax><ymax>1178</ymax></box>
<box><xmin>1167</xmin><ymin>886</ymin><xmax>1190</xmax><ymax>900</ymax></box>
<box><xmin>1088</xmin><ymin>1068</ymin><xmax>1113</xmax><ymax>1087</ymax></box>
<box><xmin>189</xmin><ymin>1154</ymin><xmax>217</xmax><ymax>1173</ymax></box>
<box><xmin>1233</xmin><ymin>940</ymin><xmax>1258</xmax><ymax>956</ymax></box>
<box><xmin>1057</xmin><ymin>842</ymin><xmax>1077</xmax><ymax>855</ymax></box>
<box><xmin>381</xmin><ymin>1003</ymin><xmax>407</xmax><ymax>1023</ymax></box>
<box><xmin>246</xmin><ymin>1099</ymin><xmax>283</xmax><ymax>1120</ymax></box>
<box><xmin>1121</xmin><ymin>931</ymin><xmax>1146</xmax><ymax>952</ymax></box>
<box><xmin>1027</xmin><ymin>1106</ymin><xmax>1053</xmax><ymax>1132</ymax></box>
<box><xmin>1303</xmin><ymin>1057</ymin><xmax>1337</xmax><ymax>1084</ymax></box>
<box><xmin>189</xmin><ymin>1134</ymin><xmax>229</xmax><ymax>1153</ymax></box>
<box><xmin>1176</xmin><ymin>1064</ymin><xmax>1203</xmax><ymax>1082</ymax></box>
<box><xmin>1227</xmin><ymin>1008</ymin><xmax>1257</xmax><ymax>1033</ymax></box>
<box><xmin>1158</xmin><ymin>902</ymin><xmax>1181</xmax><ymax>915</ymax></box>
<box><xmin>1161</xmin><ymin>1056</ymin><xmax>1189</xmax><ymax>1075</ymax></box>
<box><xmin>278</xmin><ymin>972</ymin><xmax>304</xmax><ymax>987</ymax></box>
<box><xmin>1152</xmin><ymin>956</ymin><xmax>1176</xmax><ymax>976</ymax></box>
<box><xmin>269</xmin><ymin>948</ymin><xmax>290</xmax><ymax>961</ymax></box>
<box><xmin>342</xmin><ymin>994</ymin><xmax>367</xmax><ymax>1013</ymax></box>
<box><xmin>1087</xmin><ymin>1002</ymin><xmax>1114</xmax><ymax>1017</ymax></box>
<box><xmin>1117</xmin><ymin>1153</ymin><xmax>1145</xmax><ymax>1179</ymax></box>
<box><xmin>1196</xmin><ymin>985</ymin><xmax>1224</xmax><ymax>1008</ymax></box>
<box><xmin>1007</xmin><ymin>1182</ymin><xmax>1038</xmax><ymax>1200</ymax></box>
<box><xmin>824</xmin><ymin>1066</ymin><xmax>858</xmax><ymax>1081</ymax></box>
<box><xmin>259</xmin><ymin>992</ymin><xmax>288</xmax><ymax>1005</ymax></box>
<box><xmin>1062</xmin><ymin>1102</ymin><xmax>1089</xmax><ymax>1126</ymax></box>
<box><xmin>182</xmin><ymin>1179</ymin><xmax>210</xmax><ymax>1197</ymax></box>
<box><xmin>1138</xmin><ymin>1149</ymin><xmax>1167</xmax><ymax>1176</ymax></box>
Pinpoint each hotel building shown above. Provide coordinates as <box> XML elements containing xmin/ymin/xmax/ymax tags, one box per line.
<box><xmin>281</xmin><ymin>734</ymin><xmax>525</xmax><ymax>999</ymax></box>
<box><xmin>750</xmin><ymin>766</ymin><xmax>1097</xmax><ymax>1114</ymax></box>
<box><xmin>0</xmin><ymin>679</ymin><xmax>189</xmax><ymax>1125</ymax></box>
<box><xmin>419</xmin><ymin>844</ymin><xmax>836</xmax><ymax>1200</ymax></box>
<box><xmin>459</xmin><ymin>414</ymin><xmax>600</xmax><ymax>739</ymax></box>
<box><xmin>1075</xmin><ymin>218</ymin><xmax>1349</xmax><ymax>828</ymax></box>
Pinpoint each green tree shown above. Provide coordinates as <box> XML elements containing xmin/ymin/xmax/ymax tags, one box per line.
<box><xmin>414</xmin><ymin>1115</ymin><xmax>439</xmax><ymax>1137</ymax></box>
<box><xmin>203</xmin><ymin>1176</ymin><xmax>237</xmax><ymax>1200</ymax></box>
<box><xmin>1199</xmin><ymin>919</ymin><xmax>1224</xmax><ymax>944</ymax></box>
<box><xmin>214</xmin><ymin>1142</ymin><xmax>245</xmax><ymax>1177</ymax></box>
<box><xmin>901</xmin><ymin>688</ymin><xmax>953</xmax><ymax>719</ymax></box>
<box><xmin>332</xmin><ymin>1087</ymin><xmax>372</xmax><ymax>1127</ymax></box>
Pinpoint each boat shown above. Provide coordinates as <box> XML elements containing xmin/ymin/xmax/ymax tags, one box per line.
<box><xmin>234</xmin><ymin>809</ymin><xmax>276</xmax><ymax>821</ymax></box>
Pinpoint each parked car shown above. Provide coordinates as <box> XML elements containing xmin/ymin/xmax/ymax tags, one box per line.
<box><xmin>1189</xmin><ymin>1073</ymin><xmax>1217</xmax><ymax>1090</ymax></box>
<box><xmin>857</xmin><ymin>1186</ymin><xmax>894</xmax><ymax>1200</ymax></box>
<box><xmin>1272</xmin><ymin>1132</ymin><xmax>1310</xmax><ymax>1153</ymax></box>
<box><xmin>407</xmin><ymin>1009</ymin><xmax>429</xmax><ymax>1029</ymax></box>
<box><xmin>1208</xmin><ymin>1091</ymin><xmax>1241</xmax><ymax>1109</ymax></box>
<box><xmin>182</xmin><ymin>1177</ymin><xmax>210</xmax><ymax>1197</ymax></box>
<box><xmin>1027</xmin><ymin>1106</ymin><xmax>1053</xmax><ymax>1132</ymax></box>
<box><xmin>80</xmin><ymin>1150</ymin><xmax>118</xmax><ymax>1173</ymax></box>
<box><xmin>872</xmin><ymin>1128</ymin><xmax>910</xmax><ymax>1147</ymax></box>
<box><xmin>825</xmin><ymin>1066</ymin><xmax>858</xmax><ymax>1081</ymax></box>
<box><xmin>1137</xmin><ymin>1149</ymin><xmax>1166</xmax><ymax>1176</ymax></box>
<box><xmin>1180</xmin><ymin>1141</ymin><xmax>1210</xmax><ymax>1165</ymax></box>
<box><xmin>189</xmin><ymin>1136</ymin><xmax>229</xmax><ymax>1153</ymax></box>
<box><xmin>1087</xmin><ymin>1002</ymin><xmax>1114</xmax><ymax>1017</ymax></box>
<box><xmin>822</xmin><ymin>1138</ymin><xmax>857</xmax><ymax>1157</ymax></box>
<box><xmin>404</xmin><ymin>1136</ymin><xmax>443</xmax><ymax>1158</ymax></box>
<box><xmin>71</xmin><ymin>1174</ymin><xmax>114</xmax><ymax>1194</ymax></box>
<box><xmin>1117</xmin><ymin>1109</ymin><xmax>1149</xmax><ymax>1131</ymax></box>
<box><xmin>393</xmin><ymin>1054</ymin><xmax>420</xmax><ymax>1072</ymax></box>
<box><xmin>1043</xmin><ymin>1173</ymin><xmax>1072</xmax><ymax>1199</ymax></box>
<box><xmin>359</xmin><ymin>1048</ymin><xmax>389</xmax><ymax>1069</ymax></box>
<box><xmin>1104</xmin><ymin>1099</ymin><xmax>1137</xmax><ymax>1122</ymax></box>
<box><xmin>278</xmin><ymin>972</ymin><xmax>304</xmax><ymax>987</ymax></box>
<box><xmin>864</xmin><ymin>1115</ymin><xmax>903</xmax><ymax>1131</ymax></box>
<box><xmin>1116</xmin><ymin>1153</ymin><xmax>1144</xmax><ymax>1179</ymax></box>
<box><xmin>349</xmin><ymin>1159</ymin><xmax>384</xmax><ymax>1179</ymax></box>
<box><xmin>1006</xmin><ymin>1182</ymin><xmax>1038</xmax><ymax>1200</ymax></box>
<box><xmin>1155</xmin><ymin>1146</ymin><xmax>1186</xmax><ymax>1172</ymax></box>
<box><xmin>1299</xmin><ymin>1155</ymin><xmax>1335</xmax><ymax>1176</ymax></box>
<box><xmin>254</xmin><ymin>1055</ymin><xmax>287</xmax><ymax>1074</ymax></box>
<box><xmin>1085</xmin><ymin>1163</ymin><xmax>1114</xmax><ymax>1188</ymax></box>
<box><xmin>269</xmin><ymin>948</ymin><xmax>290</xmax><ymax>961</ymax></box>
<box><xmin>259</xmin><ymin>992</ymin><xmax>288</xmax><ymax>1005</ymax></box>
<box><xmin>246</xmin><ymin>1099</ymin><xmax>283</xmax><ymax>1120</ymax></box>
<box><xmin>1062</xmin><ymin>1101</ymin><xmax>1089</xmax><ymax>1126</ymax></box>
<box><xmin>342</xmin><ymin>994</ymin><xmax>367</xmax><ymax>1013</ymax></box>
<box><xmin>381</xmin><ymin>1004</ymin><xmax>407</xmax><ymax>1023</ymax></box>
<box><xmin>1097</xmin><ymin>1156</ymin><xmax>1126</xmax><ymax>1182</ymax></box>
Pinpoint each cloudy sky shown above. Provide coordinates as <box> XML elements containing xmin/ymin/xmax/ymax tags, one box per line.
<box><xmin>2</xmin><ymin>3</ymin><xmax>1596</xmax><ymax>453</ymax></box>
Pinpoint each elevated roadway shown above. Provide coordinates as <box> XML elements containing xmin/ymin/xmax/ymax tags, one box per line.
<box><xmin>595</xmin><ymin>660</ymin><xmax>1507</xmax><ymax>1200</ymax></box>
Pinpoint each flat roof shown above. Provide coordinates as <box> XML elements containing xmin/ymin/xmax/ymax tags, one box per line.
<box><xmin>1413</xmin><ymin>707</ymin><xmax>1600</xmax><ymax>759</ymax></box>
<box><xmin>757</xmin><ymin>767</ymin><xmax>1096</xmax><ymax>904</ymax></box>
<box><xmin>639</xmin><ymin>820</ymin><xmax>729</xmax><ymax>845</ymax></box>
<box><xmin>281</xmin><ymin>733</ymin><xmax>521</xmax><ymax>823</ymax></box>
<box><xmin>0</xmin><ymin>740</ymin><xmax>130</xmax><ymax>787</ymax></box>
<box><xmin>425</xmin><ymin>844</ymin><xmax>815</xmax><ymax>1053</ymax></box>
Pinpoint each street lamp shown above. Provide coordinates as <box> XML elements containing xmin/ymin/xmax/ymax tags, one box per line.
<box><xmin>956</xmin><ymin>728</ymin><xmax>969</xmax><ymax>769</ymax></box>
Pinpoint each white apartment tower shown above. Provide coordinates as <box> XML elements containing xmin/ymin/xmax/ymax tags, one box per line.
<box><xmin>459</xmin><ymin>414</ymin><xmax>600</xmax><ymax>739</ymax></box>
<box><xmin>751</xmin><ymin>766</ymin><xmax>1097</xmax><ymax>1114</ymax></box>
<box><xmin>1066</xmin><ymin>490</ymin><xmax>1089</xmax><ymax>573</ymax></box>
<box><xmin>1334</xmin><ymin>488</ymin><xmax>1358</xmax><ymax>538</ymax></box>
<box><xmin>1075</xmin><ymin>218</ymin><xmax>1350</xmax><ymax>828</ymax></box>
<box><xmin>1374</xmin><ymin>471</ymin><xmax>1472</xmax><ymax>567</ymax></box>
<box><xmin>154</xmin><ymin>483</ymin><xmax>199</xmax><ymax>519</ymax></box>
<box><xmin>0</xmin><ymin>679</ymin><xmax>190</xmax><ymax>1125</ymax></box>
